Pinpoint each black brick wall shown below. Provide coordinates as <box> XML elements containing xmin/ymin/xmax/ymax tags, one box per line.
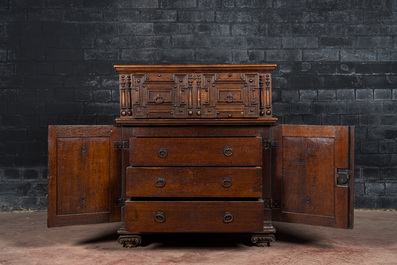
<box><xmin>1</xmin><ymin>0</ymin><xmax>396</xmax><ymax>210</ymax></box>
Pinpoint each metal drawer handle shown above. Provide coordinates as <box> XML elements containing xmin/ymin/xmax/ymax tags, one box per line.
<box><xmin>223</xmin><ymin>145</ymin><xmax>233</xmax><ymax>157</ymax></box>
<box><xmin>155</xmin><ymin>212</ymin><xmax>166</xmax><ymax>223</ymax></box>
<box><xmin>158</xmin><ymin>148</ymin><xmax>168</xmax><ymax>158</ymax></box>
<box><xmin>223</xmin><ymin>212</ymin><xmax>234</xmax><ymax>223</ymax></box>
<box><xmin>155</xmin><ymin>94</ymin><xmax>164</xmax><ymax>104</ymax></box>
<box><xmin>155</xmin><ymin>178</ymin><xmax>166</xmax><ymax>188</ymax></box>
<box><xmin>222</xmin><ymin>177</ymin><xmax>232</xmax><ymax>188</ymax></box>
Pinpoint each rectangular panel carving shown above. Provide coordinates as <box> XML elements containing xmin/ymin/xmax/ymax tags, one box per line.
<box><xmin>115</xmin><ymin>65</ymin><xmax>277</xmax><ymax>122</ymax></box>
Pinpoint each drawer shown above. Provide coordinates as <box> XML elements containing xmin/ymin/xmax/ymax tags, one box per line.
<box><xmin>126</xmin><ymin>167</ymin><xmax>262</xmax><ymax>198</ymax></box>
<box><xmin>129</xmin><ymin>137</ymin><xmax>262</xmax><ymax>166</ymax></box>
<box><xmin>125</xmin><ymin>201</ymin><xmax>264</xmax><ymax>233</ymax></box>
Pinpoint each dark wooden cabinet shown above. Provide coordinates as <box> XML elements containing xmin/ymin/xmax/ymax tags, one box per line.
<box><xmin>48</xmin><ymin>65</ymin><xmax>354</xmax><ymax>247</ymax></box>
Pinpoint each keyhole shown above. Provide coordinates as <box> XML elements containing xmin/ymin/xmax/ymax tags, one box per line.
<box><xmin>81</xmin><ymin>197</ymin><xmax>85</xmax><ymax>204</ymax></box>
<box><xmin>81</xmin><ymin>146</ymin><xmax>86</xmax><ymax>155</ymax></box>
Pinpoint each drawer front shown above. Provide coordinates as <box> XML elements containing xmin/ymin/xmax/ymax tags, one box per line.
<box><xmin>129</xmin><ymin>137</ymin><xmax>262</xmax><ymax>166</ymax></box>
<box><xmin>125</xmin><ymin>201</ymin><xmax>264</xmax><ymax>233</ymax></box>
<box><xmin>126</xmin><ymin>167</ymin><xmax>262</xmax><ymax>198</ymax></box>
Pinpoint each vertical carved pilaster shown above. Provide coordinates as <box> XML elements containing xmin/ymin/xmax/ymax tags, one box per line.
<box><xmin>119</xmin><ymin>75</ymin><xmax>127</xmax><ymax>116</ymax></box>
<box><xmin>259</xmin><ymin>75</ymin><xmax>264</xmax><ymax>116</ymax></box>
<box><xmin>265</xmin><ymin>74</ymin><xmax>271</xmax><ymax>116</ymax></box>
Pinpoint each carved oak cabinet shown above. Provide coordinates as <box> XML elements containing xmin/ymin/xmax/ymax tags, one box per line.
<box><xmin>48</xmin><ymin>65</ymin><xmax>354</xmax><ymax>247</ymax></box>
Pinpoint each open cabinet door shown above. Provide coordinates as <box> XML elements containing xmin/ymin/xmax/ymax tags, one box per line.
<box><xmin>272</xmin><ymin>125</ymin><xmax>354</xmax><ymax>228</ymax></box>
<box><xmin>48</xmin><ymin>125</ymin><xmax>121</xmax><ymax>227</ymax></box>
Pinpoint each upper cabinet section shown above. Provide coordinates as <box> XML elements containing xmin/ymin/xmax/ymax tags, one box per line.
<box><xmin>115</xmin><ymin>65</ymin><xmax>277</xmax><ymax>125</ymax></box>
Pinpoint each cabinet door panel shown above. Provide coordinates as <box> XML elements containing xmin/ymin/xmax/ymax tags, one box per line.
<box><xmin>272</xmin><ymin>125</ymin><xmax>354</xmax><ymax>229</ymax></box>
<box><xmin>48</xmin><ymin>125</ymin><xmax>121</xmax><ymax>227</ymax></box>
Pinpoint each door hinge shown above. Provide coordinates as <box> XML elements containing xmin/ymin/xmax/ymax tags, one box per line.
<box><xmin>264</xmin><ymin>199</ymin><xmax>280</xmax><ymax>209</ymax></box>
<box><xmin>114</xmin><ymin>198</ymin><xmax>126</xmax><ymax>207</ymax></box>
<box><xmin>114</xmin><ymin>140</ymin><xmax>129</xmax><ymax>150</ymax></box>
<box><xmin>263</xmin><ymin>139</ymin><xmax>278</xmax><ymax>149</ymax></box>
<box><xmin>337</xmin><ymin>169</ymin><xmax>350</xmax><ymax>186</ymax></box>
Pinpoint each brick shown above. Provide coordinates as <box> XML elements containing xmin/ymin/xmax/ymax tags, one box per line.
<box><xmin>321</xmin><ymin>115</ymin><xmax>340</xmax><ymax>125</ymax></box>
<box><xmin>235</xmin><ymin>0</ymin><xmax>272</xmax><ymax>8</ymax></box>
<box><xmin>299</xmin><ymin>90</ymin><xmax>317</xmax><ymax>101</ymax></box>
<box><xmin>340</xmin><ymin>49</ymin><xmax>377</xmax><ymax>62</ymax></box>
<box><xmin>54</xmin><ymin>89</ymin><xmax>75</xmax><ymax>102</ymax></box>
<box><xmin>341</xmin><ymin>115</ymin><xmax>358</xmax><ymax>126</ymax></box>
<box><xmin>337</xmin><ymin>63</ymin><xmax>355</xmax><ymax>74</ymax></box>
<box><xmin>381</xmin><ymin>168</ymin><xmax>397</xmax><ymax>180</ymax></box>
<box><xmin>216</xmin><ymin>11</ymin><xmax>253</xmax><ymax>23</ymax></box>
<box><xmin>363</xmin><ymin>76</ymin><xmax>397</xmax><ymax>88</ymax></box>
<box><xmin>161</xmin><ymin>0</ymin><xmax>196</xmax><ymax>8</ymax></box>
<box><xmin>303</xmin><ymin>49</ymin><xmax>339</xmax><ymax>61</ymax></box>
<box><xmin>140</xmin><ymin>10</ymin><xmax>177</xmax><ymax>22</ymax></box>
<box><xmin>355</xmin><ymin>183</ymin><xmax>365</xmax><ymax>195</ymax></box>
<box><xmin>122</xmin><ymin>49</ymin><xmax>159</xmax><ymax>62</ymax></box>
<box><xmin>346</xmin><ymin>102</ymin><xmax>383</xmax><ymax>115</ymax></box>
<box><xmin>247</xmin><ymin>37</ymin><xmax>281</xmax><ymax>49</ymax></box>
<box><xmin>118</xmin><ymin>23</ymin><xmax>154</xmax><ymax>36</ymax></box>
<box><xmin>118</xmin><ymin>0</ymin><xmax>158</xmax><ymax>8</ymax></box>
<box><xmin>379</xmin><ymin>140</ymin><xmax>397</xmax><ymax>154</ymax></box>
<box><xmin>337</xmin><ymin>89</ymin><xmax>355</xmax><ymax>101</ymax></box>
<box><xmin>232</xmin><ymin>24</ymin><xmax>266</xmax><ymax>36</ymax></box>
<box><xmin>314</xmin><ymin>102</ymin><xmax>346</xmax><ymax>114</ymax></box>
<box><xmin>159</xmin><ymin>49</ymin><xmax>195</xmax><ymax>62</ymax></box>
<box><xmin>4</xmin><ymin>169</ymin><xmax>21</xmax><ymax>181</ymax></box>
<box><xmin>384</xmin><ymin>102</ymin><xmax>397</xmax><ymax>114</ymax></box>
<box><xmin>355</xmin><ymin>126</ymin><xmax>367</xmax><ymax>140</ymax></box>
<box><xmin>289</xmin><ymin>75</ymin><xmax>324</xmax><ymax>89</ymax></box>
<box><xmin>84</xmin><ymin>49</ymin><xmax>119</xmax><ymax>60</ymax></box>
<box><xmin>374</xmin><ymin>89</ymin><xmax>391</xmax><ymax>100</ymax></box>
<box><xmin>198</xmin><ymin>0</ymin><xmax>234</xmax><ymax>9</ymax></box>
<box><xmin>47</xmin><ymin>103</ymin><xmax>83</xmax><ymax>115</ymax></box>
<box><xmin>64</xmin><ymin>8</ymin><xmax>102</xmax><ymax>22</ymax></box>
<box><xmin>302</xmin><ymin>115</ymin><xmax>321</xmax><ymax>125</ymax></box>
<box><xmin>356</xmin><ymin>37</ymin><xmax>394</xmax><ymax>48</ymax></box>
<box><xmin>290</xmin><ymin>102</ymin><xmax>313</xmax><ymax>115</ymax></box>
<box><xmin>118</xmin><ymin>10</ymin><xmax>140</xmax><ymax>22</ymax></box>
<box><xmin>320</xmin><ymin>37</ymin><xmax>353</xmax><ymax>47</ymax></box>
<box><xmin>359</xmin><ymin>115</ymin><xmax>379</xmax><ymax>126</ymax></box>
<box><xmin>368</xmin><ymin>126</ymin><xmax>397</xmax><ymax>140</ymax></box>
<box><xmin>360</xmin><ymin>140</ymin><xmax>379</xmax><ymax>154</ymax></box>
<box><xmin>272</xmin><ymin>102</ymin><xmax>289</xmax><ymax>115</ymax></box>
<box><xmin>154</xmin><ymin>23</ymin><xmax>196</xmax><ymax>35</ymax></box>
<box><xmin>85</xmin><ymin>102</ymin><xmax>118</xmax><ymax>115</ymax></box>
<box><xmin>83</xmin><ymin>0</ymin><xmax>115</xmax><ymax>7</ymax></box>
<box><xmin>0</xmin><ymin>89</ymin><xmax>17</xmax><ymax>102</ymax></box>
<box><xmin>386</xmin><ymin>183</ymin><xmax>397</xmax><ymax>195</ymax></box>
<box><xmin>196</xmin><ymin>48</ymin><xmax>232</xmax><ymax>62</ymax></box>
<box><xmin>233</xmin><ymin>50</ymin><xmax>265</xmax><ymax>63</ymax></box>
<box><xmin>318</xmin><ymin>90</ymin><xmax>336</xmax><ymax>101</ymax></box>
<box><xmin>21</xmin><ymin>197</ymin><xmax>38</xmax><ymax>210</ymax></box>
<box><xmin>380</xmin><ymin>115</ymin><xmax>397</xmax><ymax>125</ymax></box>
<box><xmin>80</xmin><ymin>23</ymin><xmax>118</xmax><ymax>36</ymax></box>
<box><xmin>316</xmin><ymin>63</ymin><xmax>337</xmax><ymax>74</ymax></box>
<box><xmin>284</xmin><ymin>115</ymin><xmax>303</xmax><ymax>125</ymax></box>
<box><xmin>93</xmin><ymin>90</ymin><xmax>112</xmax><ymax>102</ymax></box>
<box><xmin>46</xmin><ymin>48</ymin><xmax>83</xmax><ymax>61</ymax></box>
<box><xmin>378</xmin><ymin>49</ymin><xmax>397</xmax><ymax>61</ymax></box>
<box><xmin>282</xmin><ymin>37</ymin><xmax>318</xmax><ymax>48</ymax></box>
<box><xmin>356</xmin><ymin>89</ymin><xmax>374</xmax><ymax>100</ymax></box>
<box><xmin>266</xmin><ymin>49</ymin><xmax>302</xmax><ymax>62</ymax></box>
<box><xmin>365</xmin><ymin>183</ymin><xmax>385</xmax><ymax>196</ymax></box>
<box><xmin>22</xmin><ymin>169</ymin><xmax>40</xmax><ymax>180</ymax></box>
<box><xmin>281</xmin><ymin>90</ymin><xmax>299</xmax><ymax>102</ymax></box>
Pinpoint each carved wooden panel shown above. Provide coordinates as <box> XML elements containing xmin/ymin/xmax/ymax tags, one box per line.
<box><xmin>115</xmin><ymin>65</ymin><xmax>276</xmax><ymax>121</ymax></box>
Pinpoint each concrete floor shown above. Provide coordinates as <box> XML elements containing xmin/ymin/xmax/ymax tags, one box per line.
<box><xmin>0</xmin><ymin>210</ymin><xmax>396</xmax><ymax>265</ymax></box>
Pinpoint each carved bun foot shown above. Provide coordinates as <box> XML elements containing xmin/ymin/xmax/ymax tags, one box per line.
<box><xmin>118</xmin><ymin>235</ymin><xmax>142</xmax><ymax>248</ymax></box>
<box><xmin>251</xmin><ymin>234</ymin><xmax>275</xmax><ymax>247</ymax></box>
